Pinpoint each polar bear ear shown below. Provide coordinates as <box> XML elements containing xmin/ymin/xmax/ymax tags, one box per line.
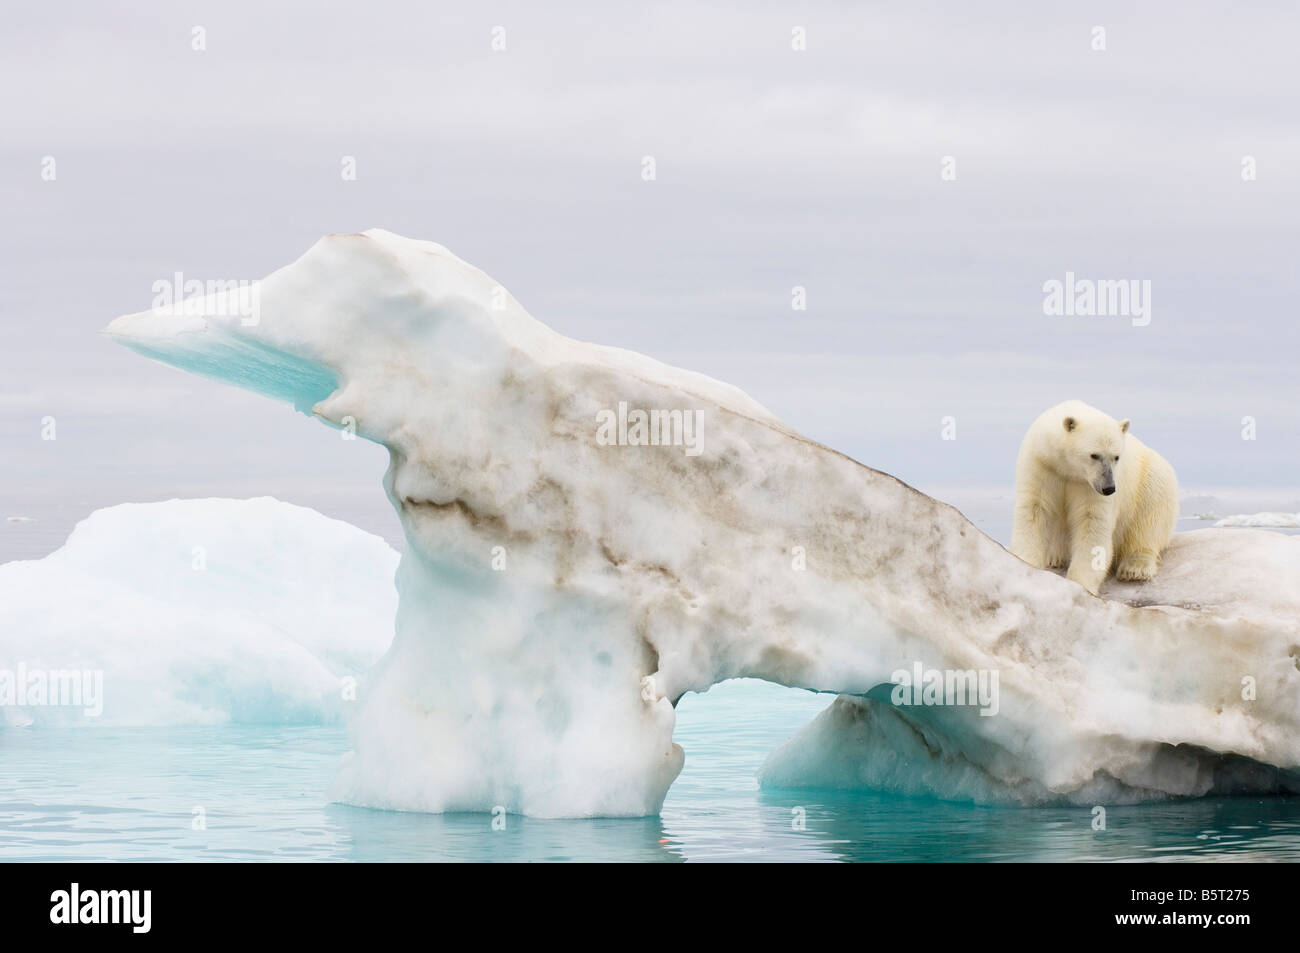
<box><xmin>1119</xmin><ymin>418</ymin><xmax>1130</xmax><ymax>434</ymax></box>
<box><xmin>1062</xmin><ymin>416</ymin><xmax>1077</xmax><ymax>432</ymax></box>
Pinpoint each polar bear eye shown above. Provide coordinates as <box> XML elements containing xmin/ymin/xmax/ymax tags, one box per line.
<box><xmin>1090</xmin><ymin>454</ymin><xmax>1100</xmax><ymax>461</ymax></box>
<box><xmin>1113</xmin><ymin>455</ymin><xmax>1120</xmax><ymax>462</ymax></box>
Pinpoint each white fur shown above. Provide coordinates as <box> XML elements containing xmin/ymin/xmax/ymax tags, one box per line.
<box><xmin>1011</xmin><ymin>400</ymin><xmax>1178</xmax><ymax>595</ymax></box>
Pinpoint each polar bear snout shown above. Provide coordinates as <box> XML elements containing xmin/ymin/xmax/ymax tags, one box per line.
<box><xmin>1090</xmin><ymin>461</ymin><xmax>1116</xmax><ymax>495</ymax></box>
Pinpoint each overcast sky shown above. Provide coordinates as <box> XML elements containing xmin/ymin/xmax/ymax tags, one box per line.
<box><xmin>2</xmin><ymin>2</ymin><xmax>1297</xmax><ymax>539</ymax></box>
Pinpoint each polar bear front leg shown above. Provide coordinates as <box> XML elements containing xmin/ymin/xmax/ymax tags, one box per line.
<box><xmin>1011</xmin><ymin>489</ymin><xmax>1055</xmax><ymax>569</ymax></box>
<box><xmin>1064</xmin><ymin>506</ymin><xmax>1115</xmax><ymax>595</ymax></box>
<box><xmin>1113</xmin><ymin>480</ymin><xmax>1176</xmax><ymax>582</ymax></box>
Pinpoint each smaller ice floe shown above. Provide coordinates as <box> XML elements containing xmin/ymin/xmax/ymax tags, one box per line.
<box><xmin>0</xmin><ymin>498</ymin><xmax>397</xmax><ymax>726</ymax></box>
<box><xmin>4</xmin><ymin>517</ymin><xmax>36</xmax><ymax>523</ymax></box>
<box><xmin>1214</xmin><ymin>512</ymin><xmax>1300</xmax><ymax>529</ymax></box>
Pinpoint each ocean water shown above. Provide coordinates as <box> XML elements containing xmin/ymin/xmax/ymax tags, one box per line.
<box><xmin>2</xmin><ymin>488</ymin><xmax>1298</xmax><ymax>862</ymax></box>
<box><xmin>2</xmin><ymin>680</ymin><xmax>1298</xmax><ymax>862</ymax></box>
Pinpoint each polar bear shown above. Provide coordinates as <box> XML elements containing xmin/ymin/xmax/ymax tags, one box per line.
<box><xmin>1010</xmin><ymin>400</ymin><xmax>1178</xmax><ymax>595</ymax></box>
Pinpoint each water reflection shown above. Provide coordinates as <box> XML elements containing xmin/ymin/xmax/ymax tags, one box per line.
<box><xmin>752</xmin><ymin>788</ymin><xmax>1300</xmax><ymax>862</ymax></box>
<box><xmin>326</xmin><ymin>805</ymin><xmax>681</xmax><ymax>862</ymax></box>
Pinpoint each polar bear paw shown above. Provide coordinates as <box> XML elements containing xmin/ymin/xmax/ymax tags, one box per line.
<box><xmin>1115</xmin><ymin>550</ymin><xmax>1158</xmax><ymax>582</ymax></box>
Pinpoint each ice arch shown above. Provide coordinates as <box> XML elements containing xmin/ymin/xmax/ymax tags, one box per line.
<box><xmin>107</xmin><ymin>230</ymin><xmax>1300</xmax><ymax>816</ymax></box>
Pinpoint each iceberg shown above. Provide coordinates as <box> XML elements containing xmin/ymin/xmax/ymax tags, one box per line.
<box><xmin>0</xmin><ymin>498</ymin><xmax>396</xmax><ymax>726</ymax></box>
<box><xmin>104</xmin><ymin>229</ymin><xmax>1300</xmax><ymax>815</ymax></box>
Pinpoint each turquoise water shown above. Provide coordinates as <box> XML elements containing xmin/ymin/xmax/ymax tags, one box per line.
<box><xmin>2</xmin><ymin>679</ymin><xmax>1298</xmax><ymax>862</ymax></box>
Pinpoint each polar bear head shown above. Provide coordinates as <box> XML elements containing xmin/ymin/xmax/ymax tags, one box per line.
<box><xmin>1061</xmin><ymin>409</ymin><xmax>1130</xmax><ymax>496</ymax></box>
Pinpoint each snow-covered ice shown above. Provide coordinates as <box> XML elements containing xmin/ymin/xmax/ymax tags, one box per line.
<box><xmin>1214</xmin><ymin>512</ymin><xmax>1300</xmax><ymax>529</ymax></box>
<box><xmin>762</xmin><ymin>528</ymin><xmax>1300</xmax><ymax>803</ymax></box>
<box><xmin>102</xmin><ymin>229</ymin><xmax>1300</xmax><ymax>814</ymax></box>
<box><xmin>0</xmin><ymin>498</ymin><xmax>396</xmax><ymax>726</ymax></box>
